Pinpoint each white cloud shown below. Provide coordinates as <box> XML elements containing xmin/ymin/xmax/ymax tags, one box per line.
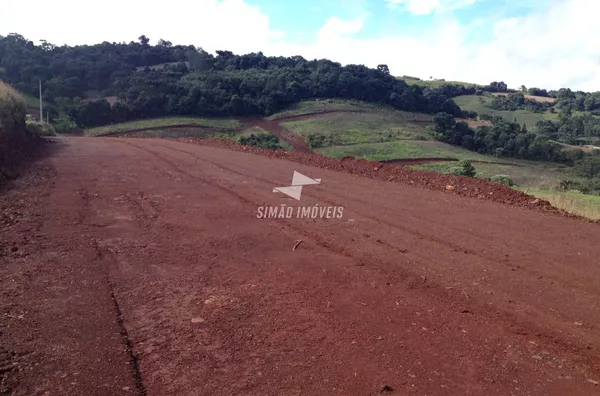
<box><xmin>384</xmin><ymin>0</ymin><xmax>477</xmax><ymax>15</ymax></box>
<box><xmin>0</xmin><ymin>0</ymin><xmax>599</xmax><ymax>91</ymax></box>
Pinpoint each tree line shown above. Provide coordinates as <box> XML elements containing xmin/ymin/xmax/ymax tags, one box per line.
<box><xmin>1</xmin><ymin>33</ymin><xmax>473</xmax><ymax>127</ymax></box>
<box><xmin>432</xmin><ymin>112</ymin><xmax>568</xmax><ymax>162</ymax></box>
<box><xmin>489</xmin><ymin>92</ymin><xmax>553</xmax><ymax>113</ymax></box>
<box><xmin>0</xmin><ymin>33</ymin><xmax>527</xmax><ymax>129</ymax></box>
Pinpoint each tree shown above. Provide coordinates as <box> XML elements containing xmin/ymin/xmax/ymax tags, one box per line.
<box><xmin>377</xmin><ymin>64</ymin><xmax>390</xmax><ymax>75</ymax></box>
<box><xmin>138</xmin><ymin>35</ymin><xmax>150</xmax><ymax>46</ymax></box>
<box><xmin>452</xmin><ymin>160</ymin><xmax>476</xmax><ymax>177</ymax></box>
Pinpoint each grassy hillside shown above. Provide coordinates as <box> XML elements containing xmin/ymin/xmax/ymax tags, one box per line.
<box><xmin>267</xmin><ymin>99</ymin><xmax>391</xmax><ymax>120</ymax></box>
<box><xmin>413</xmin><ymin>160</ymin><xmax>567</xmax><ymax>187</ymax></box>
<box><xmin>316</xmin><ymin>140</ymin><xmax>502</xmax><ymax>161</ymax></box>
<box><xmin>85</xmin><ymin>117</ymin><xmax>241</xmax><ymax>136</ymax></box>
<box><xmin>453</xmin><ymin>95</ymin><xmax>558</xmax><ymax>128</ymax></box>
<box><xmin>281</xmin><ymin>109</ymin><xmax>432</xmax><ymax>144</ymax></box>
<box><xmin>517</xmin><ymin>188</ymin><xmax>600</xmax><ymax>220</ymax></box>
<box><xmin>399</xmin><ymin>76</ymin><xmax>482</xmax><ymax>89</ymax></box>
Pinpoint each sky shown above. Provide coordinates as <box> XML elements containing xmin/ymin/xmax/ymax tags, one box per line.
<box><xmin>1</xmin><ymin>0</ymin><xmax>599</xmax><ymax>91</ymax></box>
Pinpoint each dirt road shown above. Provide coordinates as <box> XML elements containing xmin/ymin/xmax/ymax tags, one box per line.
<box><xmin>1</xmin><ymin>137</ymin><xmax>600</xmax><ymax>396</ymax></box>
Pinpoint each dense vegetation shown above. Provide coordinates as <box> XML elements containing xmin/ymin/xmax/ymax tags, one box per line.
<box><xmin>1</xmin><ymin>33</ymin><xmax>472</xmax><ymax>128</ymax></box>
<box><xmin>432</xmin><ymin>112</ymin><xmax>567</xmax><ymax>162</ymax></box>
<box><xmin>535</xmin><ymin>111</ymin><xmax>600</xmax><ymax>144</ymax></box>
<box><xmin>489</xmin><ymin>93</ymin><xmax>553</xmax><ymax>113</ymax></box>
<box><xmin>0</xmin><ymin>81</ymin><xmax>44</xmax><ymax>175</ymax></box>
<box><xmin>238</xmin><ymin>133</ymin><xmax>283</xmax><ymax>150</ymax></box>
<box><xmin>554</xmin><ymin>89</ymin><xmax>600</xmax><ymax>112</ymax></box>
<box><xmin>433</xmin><ymin>112</ymin><xmax>600</xmax><ymax>194</ymax></box>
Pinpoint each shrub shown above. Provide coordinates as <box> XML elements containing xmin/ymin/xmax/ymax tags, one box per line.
<box><xmin>53</xmin><ymin>114</ymin><xmax>78</xmax><ymax>133</ymax></box>
<box><xmin>238</xmin><ymin>133</ymin><xmax>282</xmax><ymax>150</ymax></box>
<box><xmin>451</xmin><ymin>159</ymin><xmax>476</xmax><ymax>177</ymax></box>
<box><xmin>490</xmin><ymin>174</ymin><xmax>516</xmax><ymax>187</ymax></box>
<box><xmin>26</xmin><ymin>121</ymin><xmax>56</xmax><ymax>136</ymax></box>
<box><xmin>0</xmin><ymin>81</ymin><xmax>27</xmax><ymax>134</ymax></box>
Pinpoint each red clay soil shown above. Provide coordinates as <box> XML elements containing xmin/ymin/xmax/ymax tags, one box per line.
<box><xmin>2</xmin><ymin>136</ymin><xmax>600</xmax><ymax>396</ymax></box>
<box><xmin>172</xmin><ymin>138</ymin><xmax>569</xmax><ymax>216</ymax></box>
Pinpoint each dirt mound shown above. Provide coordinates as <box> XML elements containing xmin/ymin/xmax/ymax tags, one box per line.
<box><xmin>169</xmin><ymin>137</ymin><xmax>583</xmax><ymax>218</ymax></box>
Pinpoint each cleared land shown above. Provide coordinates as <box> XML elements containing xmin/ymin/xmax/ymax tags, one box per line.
<box><xmin>281</xmin><ymin>110</ymin><xmax>432</xmax><ymax>144</ymax></box>
<box><xmin>453</xmin><ymin>95</ymin><xmax>559</xmax><ymax>128</ymax></box>
<box><xmin>491</xmin><ymin>92</ymin><xmax>557</xmax><ymax>103</ymax></box>
<box><xmin>266</xmin><ymin>99</ymin><xmax>388</xmax><ymax>120</ymax></box>
<box><xmin>1</xmin><ymin>137</ymin><xmax>599</xmax><ymax>395</ymax></box>
<box><xmin>84</xmin><ymin>117</ymin><xmax>241</xmax><ymax>136</ymax></box>
<box><xmin>399</xmin><ymin>76</ymin><xmax>482</xmax><ymax>88</ymax></box>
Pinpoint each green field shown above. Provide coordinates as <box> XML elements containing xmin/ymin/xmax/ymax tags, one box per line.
<box><xmin>316</xmin><ymin>140</ymin><xmax>509</xmax><ymax>162</ymax></box>
<box><xmin>267</xmin><ymin>99</ymin><xmax>390</xmax><ymax>120</ymax></box>
<box><xmin>453</xmin><ymin>95</ymin><xmax>558</xmax><ymax>128</ymax></box>
<box><xmin>517</xmin><ymin>188</ymin><xmax>600</xmax><ymax>220</ymax></box>
<box><xmin>85</xmin><ymin>117</ymin><xmax>241</xmax><ymax>136</ymax></box>
<box><xmin>22</xmin><ymin>93</ymin><xmax>41</xmax><ymax>108</ymax></box>
<box><xmin>399</xmin><ymin>76</ymin><xmax>482</xmax><ymax>89</ymax></box>
<box><xmin>413</xmin><ymin>160</ymin><xmax>567</xmax><ymax>188</ymax></box>
<box><xmin>282</xmin><ymin>110</ymin><xmax>432</xmax><ymax>144</ymax></box>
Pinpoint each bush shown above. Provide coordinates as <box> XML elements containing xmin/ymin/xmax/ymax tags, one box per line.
<box><xmin>306</xmin><ymin>132</ymin><xmax>338</xmax><ymax>149</ymax></box>
<box><xmin>53</xmin><ymin>114</ymin><xmax>78</xmax><ymax>133</ymax></box>
<box><xmin>26</xmin><ymin>121</ymin><xmax>56</xmax><ymax>136</ymax></box>
<box><xmin>0</xmin><ymin>81</ymin><xmax>27</xmax><ymax>134</ymax></box>
<box><xmin>238</xmin><ymin>133</ymin><xmax>282</xmax><ymax>150</ymax></box>
<box><xmin>490</xmin><ymin>174</ymin><xmax>516</xmax><ymax>187</ymax></box>
<box><xmin>451</xmin><ymin>160</ymin><xmax>476</xmax><ymax>177</ymax></box>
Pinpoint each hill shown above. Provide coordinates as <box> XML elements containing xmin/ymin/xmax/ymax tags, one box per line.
<box><xmin>453</xmin><ymin>95</ymin><xmax>559</xmax><ymax>128</ymax></box>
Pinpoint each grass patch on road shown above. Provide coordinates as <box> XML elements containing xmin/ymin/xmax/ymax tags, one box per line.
<box><xmin>85</xmin><ymin>117</ymin><xmax>240</xmax><ymax>136</ymax></box>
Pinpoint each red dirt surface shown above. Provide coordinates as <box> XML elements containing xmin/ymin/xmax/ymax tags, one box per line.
<box><xmin>2</xmin><ymin>137</ymin><xmax>600</xmax><ymax>396</ymax></box>
<box><xmin>173</xmin><ymin>138</ymin><xmax>564</xmax><ymax>215</ymax></box>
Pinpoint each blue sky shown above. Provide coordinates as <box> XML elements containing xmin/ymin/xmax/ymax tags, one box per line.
<box><xmin>0</xmin><ymin>0</ymin><xmax>599</xmax><ymax>90</ymax></box>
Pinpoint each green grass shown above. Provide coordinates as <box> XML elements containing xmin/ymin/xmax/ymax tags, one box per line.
<box><xmin>453</xmin><ymin>95</ymin><xmax>558</xmax><ymax>128</ymax></box>
<box><xmin>399</xmin><ymin>76</ymin><xmax>482</xmax><ymax>89</ymax></box>
<box><xmin>268</xmin><ymin>99</ymin><xmax>391</xmax><ymax>120</ymax></box>
<box><xmin>22</xmin><ymin>94</ymin><xmax>41</xmax><ymax>108</ymax></box>
<box><xmin>316</xmin><ymin>140</ymin><xmax>508</xmax><ymax>162</ymax></box>
<box><xmin>237</xmin><ymin>126</ymin><xmax>293</xmax><ymax>151</ymax></box>
<box><xmin>412</xmin><ymin>160</ymin><xmax>567</xmax><ymax>188</ymax></box>
<box><xmin>518</xmin><ymin>188</ymin><xmax>600</xmax><ymax>220</ymax></box>
<box><xmin>85</xmin><ymin>117</ymin><xmax>240</xmax><ymax>136</ymax></box>
<box><xmin>282</xmin><ymin>110</ymin><xmax>432</xmax><ymax>145</ymax></box>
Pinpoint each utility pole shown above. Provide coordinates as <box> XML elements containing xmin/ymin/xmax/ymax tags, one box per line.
<box><xmin>39</xmin><ymin>80</ymin><xmax>43</xmax><ymax>124</ymax></box>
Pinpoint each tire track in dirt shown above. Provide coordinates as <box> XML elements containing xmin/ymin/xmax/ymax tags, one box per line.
<box><xmin>6</xmin><ymin>137</ymin><xmax>600</xmax><ymax>395</ymax></box>
<box><xmin>119</xmin><ymin>139</ymin><xmax>600</xmax><ymax>372</ymax></box>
